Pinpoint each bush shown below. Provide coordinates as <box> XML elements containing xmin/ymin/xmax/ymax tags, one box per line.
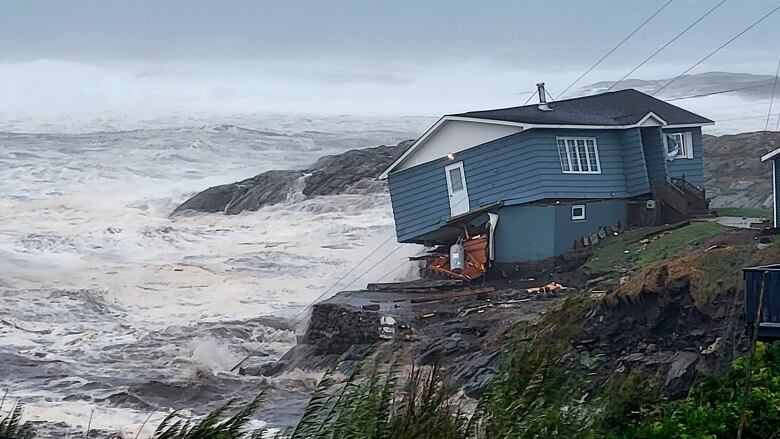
<box><xmin>612</xmin><ymin>342</ymin><xmax>780</xmax><ymax>439</ymax></box>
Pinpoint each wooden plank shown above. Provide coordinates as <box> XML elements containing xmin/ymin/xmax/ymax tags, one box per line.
<box><xmin>366</xmin><ymin>279</ymin><xmax>464</xmax><ymax>292</ymax></box>
<box><xmin>410</xmin><ymin>286</ymin><xmax>496</xmax><ymax>304</ymax></box>
<box><xmin>628</xmin><ymin>220</ymin><xmax>690</xmax><ymax>244</ymax></box>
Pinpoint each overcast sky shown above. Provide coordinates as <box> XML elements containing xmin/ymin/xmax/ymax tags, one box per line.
<box><xmin>1</xmin><ymin>0</ymin><xmax>779</xmax><ymax>118</ymax></box>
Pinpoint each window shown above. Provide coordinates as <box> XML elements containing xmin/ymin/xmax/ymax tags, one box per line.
<box><xmin>448</xmin><ymin>166</ymin><xmax>464</xmax><ymax>191</ymax></box>
<box><xmin>664</xmin><ymin>132</ymin><xmax>694</xmax><ymax>159</ymax></box>
<box><xmin>556</xmin><ymin>137</ymin><xmax>601</xmax><ymax>174</ymax></box>
<box><xmin>571</xmin><ymin>204</ymin><xmax>586</xmax><ymax>221</ymax></box>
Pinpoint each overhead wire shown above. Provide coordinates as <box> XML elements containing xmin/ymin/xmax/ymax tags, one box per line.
<box><xmin>767</xmin><ymin>56</ymin><xmax>780</xmax><ymax>131</ymax></box>
<box><xmin>652</xmin><ymin>4</ymin><xmax>780</xmax><ymax>96</ymax></box>
<box><xmin>606</xmin><ymin>0</ymin><xmax>728</xmax><ymax>91</ymax></box>
<box><xmin>555</xmin><ymin>0</ymin><xmax>675</xmax><ymax>100</ymax></box>
<box><xmin>664</xmin><ymin>83</ymin><xmax>772</xmax><ymax>101</ymax></box>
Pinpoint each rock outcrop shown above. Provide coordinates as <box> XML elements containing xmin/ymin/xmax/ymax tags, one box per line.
<box><xmin>704</xmin><ymin>131</ymin><xmax>780</xmax><ymax>208</ymax></box>
<box><xmin>172</xmin><ymin>140</ymin><xmax>412</xmax><ymax>215</ymax></box>
<box><xmin>174</xmin><ymin>130</ymin><xmax>780</xmax><ymax>215</ymax></box>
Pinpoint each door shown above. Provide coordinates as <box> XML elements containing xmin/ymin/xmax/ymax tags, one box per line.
<box><xmin>444</xmin><ymin>161</ymin><xmax>469</xmax><ymax>217</ymax></box>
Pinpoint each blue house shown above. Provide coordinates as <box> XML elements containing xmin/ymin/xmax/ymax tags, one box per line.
<box><xmin>378</xmin><ymin>85</ymin><xmax>713</xmax><ymax>263</ymax></box>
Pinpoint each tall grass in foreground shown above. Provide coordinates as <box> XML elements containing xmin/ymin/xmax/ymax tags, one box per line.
<box><xmin>3</xmin><ymin>342</ymin><xmax>780</xmax><ymax>438</ymax></box>
<box><xmin>288</xmin><ymin>362</ymin><xmax>469</xmax><ymax>439</ymax></box>
<box><xmin>0</xmin><ymin>402</ymin><xmax>34</xmax><ymax>439</ymax></box>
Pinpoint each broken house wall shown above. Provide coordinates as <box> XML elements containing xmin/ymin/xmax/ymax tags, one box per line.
<box><xmin>619</xmin><ymin>128</ymin><xmax>651</xmax><ymax>196</ymax></box>
<box><xmin>388</xmin><ymin>128</ymin><xmax>649</xmax><ymax>244</ymax></box>
<box><xmin>641</xmin><ymin>127</ymin><xmax>669</xmax><ymax>184</ymax></box>
<box><xmin>662</xmin><ymin>127</ymin><xmax>705</xmax><ymax>188</ymax></box>
<box><xmin>493</xmin><ymin>199</ymin><xmax>627</xmax><ymax>263</ymax></box>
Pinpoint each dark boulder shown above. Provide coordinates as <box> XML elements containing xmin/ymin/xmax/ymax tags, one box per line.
<box><xmin>172</xmin><ymin>140</ymin><xmax>413</xmax><ymax>216</ymax></box>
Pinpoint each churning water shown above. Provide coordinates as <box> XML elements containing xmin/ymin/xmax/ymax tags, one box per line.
<box><xmin>0</xmin><ymin>115</ymin><xmax>430</xmax><ymax>437</ymax></box>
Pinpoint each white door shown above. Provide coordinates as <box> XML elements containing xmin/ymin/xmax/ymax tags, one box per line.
<box><xmin>444</xmin><ymin>161</ymin><xmax>469</xmax><ymax>217</ymax></box>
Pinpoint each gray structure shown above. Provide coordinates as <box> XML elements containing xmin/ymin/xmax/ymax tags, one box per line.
<box><xmin>761</xmin><ymin>147</ymin><xmax>780</xmax><ymax>228</ymax></box>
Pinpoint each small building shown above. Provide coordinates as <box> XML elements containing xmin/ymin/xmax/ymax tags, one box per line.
<box><xmin>760</xmin><ymin>148</ymin><xmax>780</xmax><ymax>228</ymax></box>
<box><xmin>379</xmin><ymin>85</ymin><xmax>713</xmax><ymax>266</ymax></box>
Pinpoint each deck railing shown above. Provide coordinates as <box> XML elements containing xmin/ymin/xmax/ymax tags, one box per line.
<box><xmin>651</xmin><ymin>179</ymin><xmax>689</xmax><ymax>216</ymax></box>
<box><xmin>671</xmin><ymin>176</ymin><xmax>708</xmax><ymax>212</ymax></box>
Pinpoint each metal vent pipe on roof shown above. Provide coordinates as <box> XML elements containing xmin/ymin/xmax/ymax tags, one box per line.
<box><xmin>536</xmin><ymin>82</ymin><xmax>551</xmax><ymax>111</ymax></box>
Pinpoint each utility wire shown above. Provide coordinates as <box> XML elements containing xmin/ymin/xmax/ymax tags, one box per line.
<box><xmin>555</xmin><ymin>0</ymin><xmax>675</xmax><ymax>99</ymax></box>
<box><xmin>545</xmin><ymin>88</ymin><xmax>556</xmax><ymax>103</ymax></box>
<box><xmin>606</xmin><ymin>0</ymin><xmax>728</xmax><ymax>92</ymax></box>
<box><xmin>664</xmin><ymin>82</ymin><xmax>772</xmax><ymax>101</ymax></box>
<box><xmin>652</xmin><ymin>4</ymin><xmax>780</xmax><ymax>96</ymax></box>
<box><xmin>777</xmin><ymin>101</ymin><xmax>780</xmax><ymax>131</ymax></box>
<box><xmin>768</xmin><ymin>56</ymin><xmax>780</xmax><ymax>131</ymax></box>
<box><xmin>285</xmin><ymin>233</ymin><xmax>397</xmax><ymax>325</ymax></box>
<box><xmin>522</xmin><ymin>91</ymin><xmax>537</xmax><ymax>106</ymax></box>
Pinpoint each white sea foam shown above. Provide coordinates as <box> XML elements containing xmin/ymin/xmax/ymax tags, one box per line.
<box><xmin>0</xmin><ymin>98</ymin><xmax>765</xmax><ymax>435</ymax></box>
<box><xmin>0</xmin><ymin>117</ymin><xmax>426</xmax><ymax>436</ymax></box>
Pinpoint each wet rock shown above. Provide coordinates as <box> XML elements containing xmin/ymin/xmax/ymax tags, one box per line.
<box><xmin>239</xmin><ymin>360</ymin><xmax>288</xmax><ymax>377</ymax></box>
<box><xmin>704</xmin><ymin>131</ymin><xmax>780</xmax><ymax>208</ymax></box>
<box><xmin>663</xmin><ymin>351</ymin><xmax>699</xmax><ymax>399</ymax></box>
<box><xmin>304</xmin><ymin>303</ymin><xmax>383</xmax><ymax>354</ymax></box>
<box><xmin>172</xmin><ymin>140</ymin><xmax>413</xmax><ymax>215</ymax></box>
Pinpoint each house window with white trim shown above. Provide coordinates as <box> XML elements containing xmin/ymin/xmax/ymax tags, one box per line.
<box><xmin>571</xmin><ymin>204</ymin><xmax>586</xmax><ymax>221</ymax></box>
<box><xmin>664</xmin><ymin>132</ymin><xmax>694</xmax><ymax>159</ymax></box>
<box><xmin>556</xmin><ymin>137</ymin><xmax>601</xmax><ymax>174</ymax></box>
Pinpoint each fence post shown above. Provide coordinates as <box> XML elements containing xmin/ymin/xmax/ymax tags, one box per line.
<box><xmin>736</xmin><ymin>271</ymin><xmax>768</xmax><ymax>439</ymax></box>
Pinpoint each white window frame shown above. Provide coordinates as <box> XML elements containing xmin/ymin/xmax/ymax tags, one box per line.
<box><xmin>556</xmin><ymin>137</ymin><xmax>602</xmax><ymax>174</ymax></box>
<box><xmin>571</xmin><ymin>204</ymin><xmax>586</xmax><ymax>221</ymax></box>
<box><xmin>663</xmin><ymin>131</ymin><xmax>694</xmax><ymax>159</ymax></box>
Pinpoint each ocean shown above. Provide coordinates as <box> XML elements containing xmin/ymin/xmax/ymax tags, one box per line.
<box><xmin>0</xmin><ymin>114</ymin><xmax>431</xmax><ymax>437</ymax></box>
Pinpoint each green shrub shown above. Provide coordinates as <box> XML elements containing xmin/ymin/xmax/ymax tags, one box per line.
<box><xmin>610</xmin><ymin>342</ymin><xmax>780</xmax><ymax>439</ymax></box>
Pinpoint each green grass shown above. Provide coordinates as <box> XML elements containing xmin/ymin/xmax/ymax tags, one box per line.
<box><xmin>584</xmin><ymin>222</ymin><xmax>729</xmax><ymax>277</ymax></box>
<box><xmin>712</xmin><ymin>207</ymin><xmax>772</xmax><ymax>219</ymax></box>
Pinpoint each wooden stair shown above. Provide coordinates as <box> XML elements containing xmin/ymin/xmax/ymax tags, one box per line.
<box><xmin>671</xmin><ymin>177</ymin><xmax>709</xmax><ymax>214</ymax></box>
<box><xmin>652</xmin><ymin>177</ymin><xmax>708</xmax><ymax>218</ymax></box>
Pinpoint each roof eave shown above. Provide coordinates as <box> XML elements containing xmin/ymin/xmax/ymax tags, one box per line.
<box><xmin>762</xmin><ymin>147</ymin><xmax>780</xmax><ymax>162</ymax></box>
<box><xmin>378</xmin><ymin>113</ymin><xmax>715</xmax><ymax>178</ymax></box>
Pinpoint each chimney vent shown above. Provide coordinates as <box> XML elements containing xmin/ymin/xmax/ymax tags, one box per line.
<box><xmin>536</xmin><ymin>82</ymin><xmax>551</xmax><ymax>111</ymax></box>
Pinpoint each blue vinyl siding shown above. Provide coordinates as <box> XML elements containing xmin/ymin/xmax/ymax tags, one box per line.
<box><xmin>663</xmin><ymin>127</ymin><xmax>705</xmax><ymax>188</ymax></box>
<box><xmin>640</xmin><ymin>127</ymin><xmax>668</xmax><ymax>183</ymax></box>
<box><xmin>388</xmin><ymin>125</ymin><xmax>704</xmax><ymax>244</ymax></box>
<box><xmin>552</xmin><ymin>200</ymin><xmax>627</xmax><ymax>255</ymax></box>
<box><xmin>619</xmin><ymin>128</ymin><xmax>650</xmax><ymax>196</ymax></box>
<box><xmin>774</xmin><ymin>159</ymin><xmax>780</xmax><ymax>228</ymax></box>
<box><xmin>492</xmin><ymin>200</ymin><xmax>627</xmax><ymax>262</ymax></box>
<box><xmin>389</xmin><ymin>128</ymin><xmax>642</xmax><ymax>243</ymax></box>
<box><xmin>493</xmin><ymin>205</ymin><xmax>555</xmax><ymax>262</ymax></box>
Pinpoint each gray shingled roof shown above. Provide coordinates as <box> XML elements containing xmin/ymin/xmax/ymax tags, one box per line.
<box><xmin>451</xmin><ymin>89</ymin><xmax>713</xmax><ymax>126</ymax></box>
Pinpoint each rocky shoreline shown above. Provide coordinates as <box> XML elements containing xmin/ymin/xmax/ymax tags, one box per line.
<box><xmin>172</xmin><ymin>131</ymin><xmax>780</xmax><ymax>216</ymax></box>
<box><xmin>171</xmin><ymin>140</ymin><xmax>413</xmax><ymax>215</ymax></box>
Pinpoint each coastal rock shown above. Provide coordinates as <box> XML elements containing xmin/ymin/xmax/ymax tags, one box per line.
<box><xmin>172</xmin><ymin>140</ymin><xmax>412</xmax><ymax>215</ymax></box>
<box><xmin>704</xmin><ymin>131</ymin><xmax>780</xmax><ymax>208</ymax></box>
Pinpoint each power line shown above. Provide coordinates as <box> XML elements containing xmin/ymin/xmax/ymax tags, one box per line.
<box><xmin>767</xmin><ymin>56</ymin><xmax>780</xmax><ymax>131</ymax></box>
<box><xmin>774</xmin><ymin>104</ymin><xmax>780</xmax><ymax>129</ymax></box>
<box><xmin>555</xmin><ymin>0</ymin><xmax>675</xmax><ymax>100</ymax></box>
<box><xmin>606</xmin><ymin>0</ymin><xmax>728</xmax><ymax>92</ymax></box>
<box><xmin>545</xmin><ymin>88</ymin><xmax>556</xmax><ymax>103</ymax></box>
<box><xmin>664</xmin><ymin>83</ymin><xmax>772</xmax><ymax>101</ymax></box>
<box><xmin>523</xmin><ymin>91</ymin><xmax>537</xmax><ymax>105</ymax></box>
<box><xmin>285</xmin><ymin>232</ymin><xmax>397</xmax><ymax>325</ymax></box>
<box><xmin>652</xmin><ymin>4</ymin><xmax>780</xmax><ymax>96</ymax></box>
